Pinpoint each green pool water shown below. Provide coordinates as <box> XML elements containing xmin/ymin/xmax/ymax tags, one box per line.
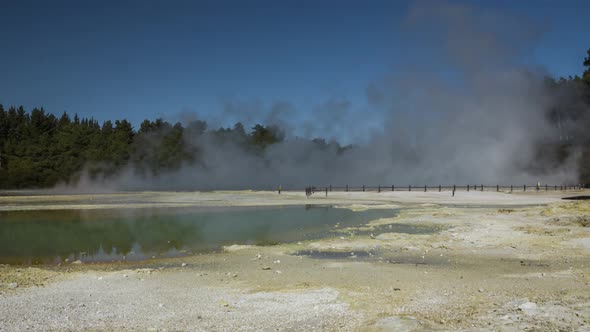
<box><xmin>0</xmin><ymin>205</ymin><xmax>398</xmax><ymax>265</ymax></box>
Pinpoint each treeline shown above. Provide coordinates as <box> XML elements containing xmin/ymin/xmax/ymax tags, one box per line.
<box><xmin>0</xmin><ymin>106</ymin><xmax>348</xmax><ymax>188</ymax></box>
<box><xmin>541</xmin><ymin>49</ymin><xmax>590</xmax><ymax>184</ymax></box>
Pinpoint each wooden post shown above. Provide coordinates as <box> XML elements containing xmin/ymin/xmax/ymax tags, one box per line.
<box><xmin>545</xmin><ymin>184</ymin><xmax>548</xmax><ymax>191</ymax></box>
<box><xmin>554</xmin><ymin>185</ymin><xmax>557</xmax><ymax>191</ymax></box>
<box><xmin>363</xmin><ymin>185</ymin><xmax>365</xmax><ymax>192</ymax></box>
<box><xmin>510</xmin><ymin>185</ymin><xmax>513</xmax><ymax>192</ymax></box>
<box><xmin>439</xmin><ymin>185</ymin><xmax>441</xmax><ymax>192</ymax></box>
<box><xmin>346</xmin><ymin>184</ymin><xmax>348</xmax><ymax>192</ymax></box>
<box><xmin>378</xmin><ymin>185</ymin><xmax>381</xmax><ymax>193</ymax></box>
<box><xmin>497</xmin><ymin>184</ymin><xmax>499</xmax><ymax>192</ymax></box>
<box><xmin>325</xmin><ymin>187</ymin><xmax>328</xmax><ymax>197</ymax></box>
<box><xmin>392</xmin><ymin>185</ymin><xmax>394</xmax><ymax>191</ymax></box>
<box><xmin>524</xmin><ymin>185</ymin><xmax>526</xmax><ymax>192</ymax></box>
<box><xmin>278</xmin><ymin>185</ymin><xmax>281</xmax><ymax>194</ymax></box>
<box><xmin>409</xmin><ymin>185</ymin><xmax>412</xmax><ymax>191</ymax></box>
<box><xmin>424</xmin><ymin>185</ymin><xmax>427</xmax><ymax>192</ymax></box>
<box><xmin>481</xmin><ymin>184</ymin><xmax>483</xmax><ymax>191</ymax></box>
<box><xmin>467</xmin><ymin>185</ymin><xmax>470</xmax><ymax>192</ymax></box>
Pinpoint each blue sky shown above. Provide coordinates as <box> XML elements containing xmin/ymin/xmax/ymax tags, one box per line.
<box><xmin>0</xmin><ymin>0</ymin><xmax>588</xmax><ymax>133</ymax></box>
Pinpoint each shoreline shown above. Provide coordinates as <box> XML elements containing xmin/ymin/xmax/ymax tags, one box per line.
<box><xmin>0</xmin><ymin>189</ymin><xmax>582</xmax><ymax>212</ymax></box>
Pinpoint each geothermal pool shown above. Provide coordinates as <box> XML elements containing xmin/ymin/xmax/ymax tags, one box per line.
<box><xmin>0</xmin><ymin>205</ymin><xmax>402</xmax><ymax>265</ymax></box>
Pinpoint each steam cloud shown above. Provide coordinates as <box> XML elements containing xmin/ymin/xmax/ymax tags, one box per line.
<box><xmin>64</xmin><ymin>1</ymin><xmax>582</xmax><ymax>191</ymax></box>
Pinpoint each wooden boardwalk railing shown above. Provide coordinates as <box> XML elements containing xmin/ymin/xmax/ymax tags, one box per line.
<box><xmin>301</xmin><ymin>184</ymin><xmax>586</xmax><ymax>196</ymax></box>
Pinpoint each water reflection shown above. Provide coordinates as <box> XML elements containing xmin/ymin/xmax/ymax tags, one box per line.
<box><xmin>0</xmin><ymin>206</ymin><xmax>397</xmax><ymax>265</ymax></box>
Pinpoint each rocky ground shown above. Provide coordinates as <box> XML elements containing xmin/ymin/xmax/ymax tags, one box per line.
<box><xmin>1</xmin><ymin>190</ymin><xmax>590</xmax><ymax>331</ymax></box>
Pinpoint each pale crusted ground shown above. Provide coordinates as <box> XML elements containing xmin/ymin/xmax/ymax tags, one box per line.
<box><xmin>1</xmin><ymin>190</ymin><xmax>590</xmax><ymax>331</ymax></box>
<box><xmin>0</xmin><ymin>189</ymin><xmax>573</xmax><ymax>211</ymax></box>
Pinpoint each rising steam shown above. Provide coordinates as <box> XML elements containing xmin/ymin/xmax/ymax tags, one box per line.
<box><xmin>60</xmin><ymin>1</ymin><xmax>582</xmax><ymax>191</ymax></box>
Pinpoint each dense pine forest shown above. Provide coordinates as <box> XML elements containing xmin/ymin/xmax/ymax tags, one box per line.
<box><xmin>0</xmin><ymin>107</ymin><xmax>306</xmax><ymax>188</ymax></box>
<box><xmin>1</xmin><ymin>50</ymin><xmax>590</xmax><ymax>190</ymax></box>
